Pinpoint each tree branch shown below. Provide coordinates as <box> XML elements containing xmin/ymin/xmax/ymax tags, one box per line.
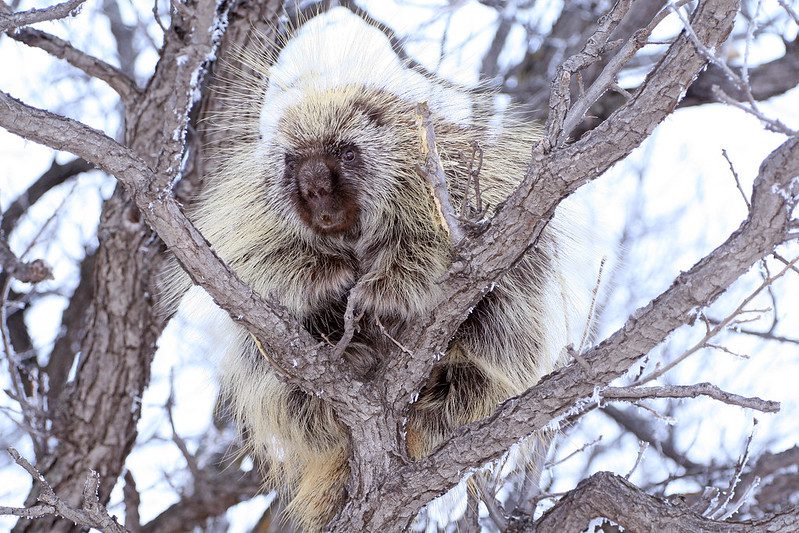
<box><xmin>2</xmin><ymin>448</ymin><xmax>126</xmax><ymax>532</ymax></box>
<box><xmin>1</xmin><ymin>157</ymin><xmax>93</xmax><ymax>236</ymax></box>
<box><xmin>684</xmin><ymin>38</ymin><xmax>799</xmax><ymax>106</ymax></box>
<box><xmin>8</xmin><ymin>28</ymin><xmax>140</xmax><ymax>107</ymax></box>
<box><xmin>139</xmin><ymin>468</ymin><xmax>262</xmax><ymax>533</ymax></box>
<box><xmin>0</xmin><ymin>0</ymin><xmax>86</xmax><ymax>33</ymax></box>
<box><xmin>603</xmin><ymin>405</ymin><xmax>703</xmax><ymax>472</ymax></box>
<box><xmin>0</xmin><ymin>235</ymin><xmax>53</xmax><ymax>284</ymax></box>
<box><xmin>602</xmin><ymin>383</ymin><xmax>780</xmax><ymax>413</ymax></box>
<box><xmin>524</xmin><ymin>471</ymin><xmax>799</xmax><ymax>532</ymax></box>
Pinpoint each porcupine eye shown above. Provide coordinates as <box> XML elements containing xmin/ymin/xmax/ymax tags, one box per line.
<box><xmin>341</xmin><ymin>147</ymin><xmax>356</xmax><ymax>162</ymax></box>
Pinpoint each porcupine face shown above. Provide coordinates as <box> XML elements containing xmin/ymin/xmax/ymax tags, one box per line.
<box><xmin>283</xmin><ymin>140</ymin><xmax>362</xmax><ymax>236</ymax></box>
<box><xmin>276</xmin><ymin>87</ymin><xmax>411</xmax><ymax>238</ymax></box>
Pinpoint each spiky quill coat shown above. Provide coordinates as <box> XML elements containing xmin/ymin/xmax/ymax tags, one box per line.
<box><xmin>161</xmin><ymin>8</ymin><xmax>597</xmax><ymax>531</ymax></box>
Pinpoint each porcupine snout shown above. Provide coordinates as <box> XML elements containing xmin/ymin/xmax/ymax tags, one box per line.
<box><xmin>296</xmin><ymin>157</ymin><xmax>349</xmax><ymax>233</ymax></box>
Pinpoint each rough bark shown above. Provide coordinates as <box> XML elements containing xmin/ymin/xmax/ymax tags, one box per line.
<box><xmin>524</xmin><ymin>472</ymin><xmax>799</xmax><ymax>533</ymax></box>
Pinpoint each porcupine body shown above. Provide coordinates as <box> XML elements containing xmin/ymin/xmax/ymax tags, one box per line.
<box><xmin>162</xmin><ymin>8</ymin><xmax>597</xmax><ymax>531</ymax></box>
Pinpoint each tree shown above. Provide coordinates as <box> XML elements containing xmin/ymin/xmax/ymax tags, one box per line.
<box><xmin>0</xmin><ymin>0</ymin><xmax>798</xmax><ymax>531</ymax></box>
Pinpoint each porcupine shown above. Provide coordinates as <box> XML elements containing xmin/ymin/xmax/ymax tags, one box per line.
<box><xmin>161</xmin><ymin>7</ymin><xmax>598</xmax><ymax>531</ymax></box>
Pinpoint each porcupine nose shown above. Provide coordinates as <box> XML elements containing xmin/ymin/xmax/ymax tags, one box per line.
<box><xmin>298</xmin><ymin>158</ymin><xmax>345</xmax><ymax>231</ymax></box>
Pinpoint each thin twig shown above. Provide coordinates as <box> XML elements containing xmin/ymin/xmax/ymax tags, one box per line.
<box><xmin>672</xmin><ymin>3</ymin><xmax>798</xmax><ymax>136</ymax></box>
<box><xmin>332</xmin><ymin>282</ymin><xmax>366</xmax><ymax>359</ymax></box>
<box><xmin>375</xmin><ymin>316</ymin><xmax>413</xmax><ymax>356</ymax></box>
<box><xmin>166</xmin><ymin>369</ymin><xmax>204</xmax><ymax>483</ymax></box>
<box><xmin>625</xmin><ymin>441</ymin><xmax>649</xmax><ymax>479</ymax></box>
<box><xmin>721</xmin><ymin>149</ymin><xmax>750</xmax><ymax>208</ymax></box>
<box><xmin>545</xmin><ymin>436</ymin><xmax>603</xmax><ymax>470</ymax></box>
<box><xmin>470</xmin><ymin>473</ymin><xmax>509</xmax><ymax>530</ymax></box>
<box><xmin>637</xmin><ymin>254</ymin><xmax>799</xmax><ymax>383</ymax></box>
<box><xmin>707</xmin><ymin>421</ymin><xmax>757</xmax><ymax>519</ymax></box>
<box><xmin>578</xmin><ymin>256</ymin><xmax>606</xmax><ymax>353</ymax></box>
<box><xmin>603</xmin><ymin>383</ymin><xmax>780</xmax><ymax>413</ymax></box>
<box><xmin>2</xmin><ymin>447</ymin><xmax>127</xmax><ymax>532</ymax></box>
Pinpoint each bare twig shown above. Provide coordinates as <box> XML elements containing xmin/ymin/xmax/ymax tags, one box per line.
<box><xmin>461</xmin><ymin>141</ymin><xmax>485</xmax><ymax>220</ymax></box>
<box><xmin>602</xmin><ymin>406</ymin><xmax>701</xmax><ymax>471</ymax></box>
<box><xmin>165</xmin><ymin>370</ymin><xmax>204</xmax><ymax>483</ymax></box>
<box><xmin>375</xmin><ymin>315</ymin><xmax>413</xmax><ymax>356</ymax></box>
<box><xmin>1</xmin><ymin>157</ymin><xmax>92</xmax><ymax>235</ymax></box>
<box><xmin>707</xmin><ymin>421</ymin><xmax>757</xmax><ymax>520</ymax></box>
<box><xmin>603</xmin><ymin>383</ymin><xmax>779</xmax><ymax>413</ymax></box>
<box><xmin>711</xmin><ymin>325</ymin><xmax>799</xmax><ymax>345</ymax></box>
<box><xmin>712</xmin><ymin>85</ymin><xmax>798</xmax><ymax>136</ymax></box>
<box><xmin>625</xmin><ymin>441</ymin><xmax>649</xmax><ymax>479</ymax></box>
<box><xmin>577</xmin><ymin>256</ymin><xmax>606</xmax><ymax>353</ymax></box>
<box><xmin>1</xmin><ymin>448</ymin><xmax>127</xmax><ymax>532</ymax></box>
<box><xmin>470</xmin><ymin>473</ymin><xmax>509</xmax><ymax>530</ymax></box>
<box><xmin>0</xmin><ymin>277</ymin><xmax>48</xmax><ymax>458</ymax></box>
<box><xmin>671</xmin><ymin>3</ymin><xmax>799</xmax><ymax>136</ymax></box>
<box><xmin>722</xmin><ymin>148</ymin><xmax>750</xmax><ymax>208</ymax></box>
<box><xmin>637</xmin><ymin>254</ymin><xmax>799</xmax><ymax>383</ymax></box>
<box><xmin>332</xmin><ymin>282</ymin><xmax>367</xmax><ymax>359</ymax></box>
<box><xmin>0</xmin><ymin>0</ymin><xmax>86</xmax><ymax>32</ymax></box>
<box><xmin>545</xmin><ymin>436</ymin><xmax>603</xmax><ymax>470</ymax></box>
<box><xmin>9</xmin><ymin>28</ymin><xmax>140</xmax><ymax>106</ymax></box>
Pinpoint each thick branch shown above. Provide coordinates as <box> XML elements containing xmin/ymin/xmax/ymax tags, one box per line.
<box><xmin>526</xmin><ymin>471</ymin><xmax>799</xmax><ymax>532</ymax></box>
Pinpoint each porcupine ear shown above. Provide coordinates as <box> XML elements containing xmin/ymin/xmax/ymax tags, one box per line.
<box><xmin>351</xmin><ymin>97</ymin><xmax>388</xmax><ymax>127</ymax></box>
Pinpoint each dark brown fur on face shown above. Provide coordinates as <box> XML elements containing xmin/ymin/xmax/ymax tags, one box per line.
<box><xmin>285</xmin><ymin>144</ymin><xmax>362</xmax><ymax>235</ymax></box>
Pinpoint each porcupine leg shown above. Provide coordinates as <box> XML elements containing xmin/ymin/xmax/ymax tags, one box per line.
<box><xmin>407</xmin><ymin>254</ymin><xmax>560</xmax><ymax>464</ymax></box>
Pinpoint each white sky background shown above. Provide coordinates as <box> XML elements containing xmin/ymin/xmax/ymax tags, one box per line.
<box><xmin>1</xmin><ymin>1</ymin><xmax>798</xmax><ymax>531</ymax></box>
